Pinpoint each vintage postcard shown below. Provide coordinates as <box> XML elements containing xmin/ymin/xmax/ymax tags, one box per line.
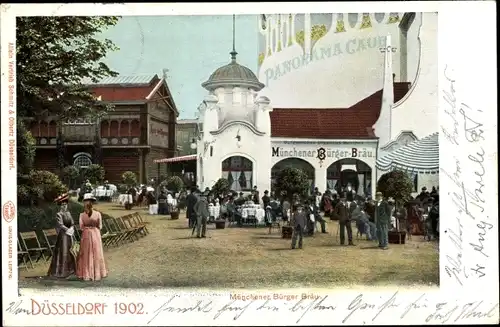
<box><xmin>1</xmin><ymin>2</ymin><xmax>498</xmax><ymax>326</ymax></box>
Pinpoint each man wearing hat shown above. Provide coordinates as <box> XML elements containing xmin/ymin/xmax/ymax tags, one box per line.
<box><xmin>375</xmin><ymin>191</ymin><xmax>391</xmax><ymax>249</ymax></box>
<box><xmin>261</xmin><ymin>190</ymin><xmax>271</xmax><ymax>210</ymax></box>
<box><xmin>47</xmin><ymin>193</ymin><xmax>77</xmax><ymax>278</ymax></box>
<box><xmin>193</xmin><ymin>190</ymin><xmax>210</xmax><ymax>238</ymax></box>
<box><xmin>291</xmin><ymin>203</ymin><xmax>307</xmax><ymax>249</ymax></box>
<box><xmin>186</xmin><ymin>187</ymin><xmax>198</xmax><ymax>228</ymax></box>
<box><xmin>333</xmin><ymin>193</ymin><xmax>355</xmax><ymax>246</ymax></box>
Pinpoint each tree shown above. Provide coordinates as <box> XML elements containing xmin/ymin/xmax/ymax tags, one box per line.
<box><xmin>273</xmin><ymin>167</ymin><xmax>310</xmax><ymax>201</ymax></box>
<box><xmin>164</xmin><ymin>176</ymin><xmax>184</xmax><ymax>193</ymax></box>
<box><xmin>121</xmin><ymin>171</ymin><xmax>138</xmax><ymax>186</ymax></box>
<box><xmin>16</xmin><ymin>120</ymin><xmax>36</xmax><ymax>175</ymax></box>
<box><xmin>16</xmin><ymin>16</ymin><xmax>120</xmax><ymax>120</ymax></box>
<box><xmin>376</xmin><ymin>170</ymin><xmax>413</xmax><ymax>205</ymax></box>
<box><xmin>211</xmin><ymin>178</ymin><xmax>231</xmax><ymax>197</ymax></box>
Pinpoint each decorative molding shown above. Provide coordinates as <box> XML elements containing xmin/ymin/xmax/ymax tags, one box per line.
<box><xmin>379</xmin><ymin>130</ymin><xmax>418</xmax><ymax>151</ymax></box>
<box><xmin>210</xmin><ymin>120</ymin><xmax>266</xmax><ymax>136</ymax></box>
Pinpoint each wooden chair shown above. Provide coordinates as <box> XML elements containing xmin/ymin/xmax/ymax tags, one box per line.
<box><xmin>19</xmin><ymin>231</ymin><xmax>49</xmax><ymax>263</ymax></box>
<box><xmin>17</xmin><ymin>239</ymin><xmax>33</xmax><ymax>270</ymax></box>
<box><xmin>113</xmin><ymin>216</ymin><xmax>136</xmax><ymax>243</ymax></box>
<box><xmin>101</xmin><ymin>218</ymin><xmax>124</xmax><ymax>247</ymax></box>
<box><xmin>100</xmin><ymin>219</ymin><xmax>118</xmax><ymax>248</ymax></box>
<box><xmin>130</xmin><ymin>213</ymin><xmax>148</xmax><ymax>236</ymax></box>
<box><xmin>42</xmin><ymin>228</ymin><xmax>58</xmax><ymax>259</ymax></box>
<box><xmin>122</xmin><ymin>216</ymin><xmax>142</xmax><ymax>241</ymax></box>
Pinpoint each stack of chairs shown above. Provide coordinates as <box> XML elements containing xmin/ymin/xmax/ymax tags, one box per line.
<box><xmin>101</xmin><ymin>212</ymin><xmax>150</xmax><ymax>248</ymax></box>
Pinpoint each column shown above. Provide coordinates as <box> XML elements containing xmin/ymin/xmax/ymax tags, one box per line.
<box><xmin>138</xmin><ymin>149</ymin><xmax>144</xmax><ymax>184</ymax></box>
<box><xmin>314</xmin><ymin>166</ymin><xmax>327</xmax><ymax>193</ymax></box>
<box><xmin>371</xmin><ymin>168</ymin><xmax>377</xmax><ymax>198</ymax></box>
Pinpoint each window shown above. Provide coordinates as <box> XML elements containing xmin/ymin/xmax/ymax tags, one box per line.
<box><xmin>73</xmin><ymin>153</ymin><xmax>93</xmax><ymax>169</ymax></box>
<box><xmin>222</xmin><ymin>156</ymin><xmax>253</xmax><ymax>191</ymax></box>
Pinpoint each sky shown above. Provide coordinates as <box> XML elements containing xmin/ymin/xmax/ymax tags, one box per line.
<box><xmin>99</xmin><ymin>15</ymin><xmax>258</xmax><ymax>119</ymax></box>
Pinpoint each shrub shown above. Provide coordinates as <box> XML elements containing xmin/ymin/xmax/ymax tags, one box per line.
<box><xmin>28</xmin><ymin>170</ymin><xmax>67</xmax><ymax>203</ymax></box>
<box><xmin>160</xmin><ymin>176</ymin><xmax>184</xmax><ymax>193</ymax></box>
<box><xmin>17</xmin><ymin>120</ymin><xmax>36</xmax><ymax>174</ymax></box>
<box><xmin>63</xmin><ymin>165</ymin><xmax>81</xmax><ymax>189</ymax></box>
<box><xmin>82</xmin><ymin>164</ymin><xmax>105</xmax><ymax>185</ymax></box>
<box><xmin>377</xmin><ymin>170</ymin><xmax>414</xmax><ymax>205</ymax></box>
<box><xmin>122</xmin><ymin>171</ymin><xmax>138</xmax><ymax>186</ymax></box>
<box><xmin>211</xmin><ymin>178</ymin><xmax>231</xmax><ymax>197</ymax></box>
<box><xmin>273</xmin><ymin>167</ymin><xmax>310</xmax><ymax>202</ymax></box>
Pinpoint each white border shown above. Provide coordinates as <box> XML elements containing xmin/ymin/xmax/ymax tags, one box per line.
<box><xmin>1</xmin><ymin>2</ymin><xmax>498</xmax><ymax>326</ymax></box>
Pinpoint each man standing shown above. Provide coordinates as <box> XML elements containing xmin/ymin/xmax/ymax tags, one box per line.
<box><xmin>291</xmin><ymin>204</ymin><xmax>307</xmax><ymax>249</ymax></box>
<box><xmin>375</xmin><ymin>191</ymin><xmax>391</xmax><ymax>249</ymax></box>
<box><xmin>261</xmin><ymin>190</ymin><xmax>271</xmax><ymax>209</ymax></box>
<box><xmin>310</xmin><ymin>196</ymin><xmax>327</xmax><ymax>234</ymax></box>
<box><xmin>252</xmin><ymin>186</ymin><xmax>260</xmax><ymax>205</ymax></box>
<box><xmin>186</xmin><ymin>187</ymin><xmax>198</xmax><ymax>228</ymax></box>
<box><xmin>333</xmin><ymin>194</ymin><xmax>355</xmax><ymax>246</ymax></box>
<box><xmin>194</xmin><ymin>191</ymin><xmax>210</xmax><ymax>238</ymax></box>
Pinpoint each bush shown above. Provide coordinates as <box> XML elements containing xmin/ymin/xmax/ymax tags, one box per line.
<box><xmin>63</xmin><ymin>165</ymin><xmax>81</xmax><ymax>189</ymax></box>
<box><xmin>82</xmin><ymin>164</ymin><xmax>105</xmax><ymax>185</ymax></box>
<box><xmin>211</xmin><ymin>178</ymin><xmax>231</xmax><ymax>197</ymax></box>
<box><xmin>160</xmin><ymin>176</ymin><xmax>184</xmax><ymax>193</ymax></box>
<box><xmin>18</xmin><ymin>200</ymin><xmax>115</xmax><ymax>233</ymax></box>
<box><xmin>122</xmin><ymin>171</ymin><xmax>138</xmax><ymax>186</ymax></box>
<box><xmin>377</xmin><ymin>170</ymin><xmax>414</xmax><ymax>205</ymax></box>
<box><xmin>17</xmin><ymin>120</ymin><xmax>36</xmax><ymax>174</ymax></box>
<box><xmin>27</xmin><ymin>170</ymin><xmax>67</xmax><ymax>203</ymax></box>
<box><xmin>273</xmin><ymin>167</ymin><xmax>310</xmax><ymax>201</ymax></box>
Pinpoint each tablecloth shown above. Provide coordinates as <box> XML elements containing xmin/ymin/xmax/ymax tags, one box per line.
<box><xmin>209</xmin><ymin>206</ymin><xmax>220</xmax><ymax>218</ymax></box>
<box><xmin>149</xmin><ymin>204</ymin><xmax>159</xmax><ymax>215</ymax></box>
<box><xmin>241</xmin><ymin>208</ymin><xmax>265</xmax><ymax>223</ymax></box>
<box><xmin>118</xmin><ymin>194</ymin><xmax>133</xmax><ymax>205</ymax></box>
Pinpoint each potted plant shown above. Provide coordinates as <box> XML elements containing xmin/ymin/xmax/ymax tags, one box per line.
<box><xmin>214</xmin><ymin>218</ymin><xmax>226</xmax><ymax>229</ymax></box>
<box><xmin>377</xmin><ymin>170</ymin><xmax>413</xmax><ymax>244</ymax></box>
<box><xmin>170</xmin><ymin>203</ymin><xmax>180</xmax><ymax>220</ymax></box>
<box><xmin>273</xmin><ymin>167</ymin><xmax>310</xmax><ymax>239</ymax></box>
<box><xmin>211</xmin><ymin>178</ymin><xmax>231</xmax><ymax>199</ymax></box>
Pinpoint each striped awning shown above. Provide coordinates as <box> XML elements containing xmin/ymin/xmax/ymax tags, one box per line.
<box><xmin>154</xmin><ymin>154</ymin><xmax>197</xmax><ymax>164</ymax></box>
<box><xmin>376</xmin><ymin>132</ymin><xmax>439</xmax><ymax>174</ymax></box>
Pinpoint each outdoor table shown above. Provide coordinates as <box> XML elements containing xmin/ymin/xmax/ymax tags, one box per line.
<box><xmin>209</xmin><ymin>205</ymin><xmax>220</xmax><ymax>219</ymax></box>
<box><xmin>149</xmin><ymin>204</ymin><xmax>159</xmax><ymax>215</ymax></box>
<box><xmin>118</xmin><ymin>194</ymin><xmax>133</xmax><ymax>205</ymax></box>
<box><xmin>240</xmin><ymin>206</ymin><xmax>265</xmax><ymax>224</ymax></box>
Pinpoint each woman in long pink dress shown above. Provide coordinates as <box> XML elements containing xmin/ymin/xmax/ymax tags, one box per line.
<box><xmin>76</xmin><ymin>194</ymin><xmax>108</xmax><ymax>281</ymax></box>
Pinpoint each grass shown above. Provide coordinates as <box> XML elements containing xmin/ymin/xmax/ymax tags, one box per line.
<box><xmin>19</xmin><ymin>202</ymin><xmax>439</xmax><ymax>289</ymax></box>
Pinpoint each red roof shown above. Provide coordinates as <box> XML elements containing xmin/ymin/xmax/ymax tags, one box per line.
<box><xmin>91</xmin><ymin>86</ymin><xmax>153</xmax><ymax>102</ymax></box>
<box><xmin>270</xmin><ymin>82</ymin><xmax>410</xmax><ymax>139</ymax></box>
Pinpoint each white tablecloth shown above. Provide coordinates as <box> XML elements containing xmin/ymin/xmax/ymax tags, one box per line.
<box><xmin>241</xmin><ymin>208</ymin><xmax>265</xmax><ymax>223</ymax></box>
<box><xmin>118</xmin><ymin>194</ymin><xmax>133</xmax><ymax>205</ymax></box>
<box><xmin>149</xmin><ymin>204</ymin><xmax>158</xmax><ymax>215</ymax></box>
<box><xmin>209</xmin><ymin>206</ymin><xmax>220</xmax><ymax>218</ymax></box>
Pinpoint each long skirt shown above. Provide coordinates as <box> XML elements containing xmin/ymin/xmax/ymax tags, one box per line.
<box><xmin>76</xmin><ymin>228</ymin><xmax>108</xmax><ymax>281</ymax></box>
<box><xmin>47</xmin><ymin>232</ymin><xmax>77</xmax><ymax>278</ymax></box>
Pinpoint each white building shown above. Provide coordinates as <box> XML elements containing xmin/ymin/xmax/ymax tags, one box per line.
<box><xmin>195</xmin><ymin>12</ymin><xmax>438</xmax><ymax>196</ymax></box>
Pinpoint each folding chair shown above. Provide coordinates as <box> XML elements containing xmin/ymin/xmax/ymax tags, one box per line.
<box><xmin>42</xmin><ymin>228</ymin><xmax>58</xmax><ymax>259</ymax></box>
<box><xmin>19</xmin><ymin>231</ymin><xmax>49</xmax><ymax>263</ymax></box>
<box><xmin>113</xmin><ymin>216</ymin><xmax>136</xmax><ymax>243</ymax></box>
<box><xmin>130</xmin><ymin>213</ymin><xmax>148</xmax><ymax>236</ymax></box>
<box><xmin>18</xmin><ymin>239</ymin><xmax>33</xmax><ymax>270</ymax></box>
<box><xmin>105</xmin><ymin>217</ymin><xmax>129</xmax><ymax>246</ymax></box>
<box><xmin>101</xmin><ymin>218</ymin><xmax>121</xmax><ymax>247</ymax></box>
<box><xmin>120</xmin><ymin>216</ymin><xmax>141</xmax><ymax>241</ymax></box>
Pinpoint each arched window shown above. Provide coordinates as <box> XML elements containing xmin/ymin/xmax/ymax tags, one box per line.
<box><xmin>73</xmin><ymin>152</ymin><xmax>93</xmax><ymax>169</ymax></box>
<box><xmin>221</xmin><ymin>156</ymin><xmax>253</xmax><ymax>191</ymax></box>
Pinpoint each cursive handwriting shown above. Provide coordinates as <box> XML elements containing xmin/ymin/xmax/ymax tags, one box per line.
<box><xmin>5</xmin><ymin>300</ymin><xmax>31</xmax><ymax>315</ymax></box>
<box><xmin>289</xmin><ymin>296</ymin><xmax>336</xmax><ymax>323</ymax></box>
<box><xmin>469</xmin><ymin>220</ymin><xmax>494</xmax><ymax>258</ymax></box>
<box><xmin>455</xmin><ymin>301</ymin><xmax>499</xmax><ymax>322</ymax></box>
<box><xmin>468</xmin><ymin>147</ymin><xmax>486</xmax><ymax>205</ymax></box>
<box><xmin>213</xmin><ymin>300</ymin><xmax>254</xmax><ymax>321</ymax></box>
<box><xmin>470</xmin><ymin>263</ymin><xmax>486</xmax><ymax>278</ymax></box>
<box><xmin>459</xmin><ymin>103</ymin><xmax>484</xmax><ymax>143</ymax></box>
<box><xmin>400</xmin><ymin>294</ymin><xmax>428</xmax><ymax>319</ymax></box>
<box><xmin>444</xmin><ymin>212</ymin><xmax>468</xmax><ymax>285</ymax></box>
<box><xmin>441</xmin><ymin>65</ymin><xmax>460</xmax><ymax>145</ymax></box>
<box><xmin>372</xmin><ymin>291</ymin><xmax>400</xmax><ymax>322</ymax></box>
<box><xmin>147</xmin><ymin>295</ymin><xmax>213</xmax><ymax>325</ymax></box>
<box><xmin>426</xmin><ymin>302</ymin><xmax>459</xmax><ymax>324</ymax></box>
<box><xmin>342</xmin><ymin>294</ymin><xmax>376</xmax><ymax>323</ymax></box>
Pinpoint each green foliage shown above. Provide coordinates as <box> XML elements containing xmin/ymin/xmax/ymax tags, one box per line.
<box><xmin>16</xmin><ymin>16</ymin><xmax>120</xmax><ymax>119</ymax></box>
<box><xmin>376</xmin><ymin>170</ymin><xmax>414</xmax><ymax>204</ymax></box>
<box><xmin>18</xmin><ymin>200</ymin><xmax>114</xmax><ymax>233</ymax></box>
<box><xmin>25</xmin><ymin>170</ymin><xmax>68</xmax><ymax>204</ymax></box>
<box><xmin>161</xmin><ymin>176</ymin><xmax>184</xmax><ymax>193</ymax></box>
<box><xmin>273</xmin><ymin>167</ymin><xmax>310</xmax><ymax>201</ymax></box>
<box><xmin>122</xmin><ymin>171</ymin><xmax>138</xmax><ymax>186</ymax></box>
<box><xmin>82</xmin><ymin>164</ymin><xmax>105</xmax><ymax>184</ymax></box>
<box><xmin>63</xmin><ymin>165</ymin><xmax>81</xmax><ymax>189</ymax></box>
<box><xmin>211</xmin><ymin>178</ymin><xmax>231</xmax><ymax>196</ymax></box>
<box><xmin>17</xmin><ymin>120</ymin><xmax>36</xmax><ymax>174</ymax></box>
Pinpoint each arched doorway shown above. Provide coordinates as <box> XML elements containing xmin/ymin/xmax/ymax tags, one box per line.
<box><xmin>271</xmin><ymin>158</ymin><xmax>315</xmax><ymax>193</ymax></box>
<box><xmin>221</xmin><ymin>156</ymin><xmax>253</xmax><ymax>192</ymax></box>
<box><xmin>326</xmin><ymin>159</ymin><xmax>372</xmax><ymax>197</ymax></box>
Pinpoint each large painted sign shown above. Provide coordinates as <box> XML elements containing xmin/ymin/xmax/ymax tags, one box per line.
<box><xmin>271</xmin><ymin>146</ymin><xmax>375</xmax><ymax>160</ymax></box>
<box><xmin>257</xmin><ymin>13</ymin><xmax>413</xmax><ymax>108</ymax></box>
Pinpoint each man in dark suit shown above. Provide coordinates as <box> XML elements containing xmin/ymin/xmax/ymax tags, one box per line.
<box><xmin>291</xmin><ymin>204</ymin><xmax>307</xmax><ymax>249</ymax></box>
<box><xmin>186</xmin><ymin>187</ymin><xmax>199</xmax><ymax>228</ymax></box>
<box><xmin>375</xmin><ymin>191</ymin><xmax>391</xmax><ymax>249</ymax></box>
<box><xmin>333</xmin><ymin>194</ymin><xmax>355</xmax><ymax>246</ymax></box>
<box><xmin>261</xmin><ymin>190</ymin><xmax>271</xmax><ymax>209</ymax></box>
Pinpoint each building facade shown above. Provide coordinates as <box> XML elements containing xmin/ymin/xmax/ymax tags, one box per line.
<box><xmin>31</xmin><ymin>74</ymin><xmax>179</xmax><ymax>184</ymax></box>
<box><xmin>176</xmin><ymin>119</ymin><xmax>198</xmax><ymax>156</ymax></box>
<box><xmin>195</xmin><ymin>12</ymin><xmax>438</xmax><ymax>195</ymax></box>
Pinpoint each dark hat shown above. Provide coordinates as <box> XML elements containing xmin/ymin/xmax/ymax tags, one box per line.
<box><xmin>54</xmin><ymin>193</ymin><xmax>69</xmax><ymax>204</ymax></box>
<box><xmin>264</xmin><ymin>190</ymin><xmax>269</xmax><ymax>194</ymax></box>
<box><xmin>422</xmin><ymin>187</ymin><xmax>427</xmax><ymax>191</ymax></box>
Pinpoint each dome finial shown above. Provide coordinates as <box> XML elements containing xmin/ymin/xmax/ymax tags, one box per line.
<box><xmin>230</xmin><ymin>14</ymin><xmax>238</xmax><ymax>62</ymax></box>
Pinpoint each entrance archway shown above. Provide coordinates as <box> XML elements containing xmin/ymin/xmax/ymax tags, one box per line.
<box><xmin>326</xmin><ymin>158</ymin><xmax>372</xmax><ymax>197</ymax></box>
<box><xmin>271</xmin><ymin>158</ymin><xmax>315</xmax><ymax>193</ymax></box>
<box><xmin>221</xmin><ymin>156</ymin><xmax>253</xmax><ymax>192</ymax></box>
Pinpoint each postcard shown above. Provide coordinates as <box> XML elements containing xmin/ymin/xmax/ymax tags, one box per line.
<box><xmin>1</xmin><ymin>2</ymin><xmax>498</xmax><ymax>326</ymax></box>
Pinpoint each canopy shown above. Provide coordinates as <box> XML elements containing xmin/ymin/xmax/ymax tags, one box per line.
<box><xmin>154</xmin><ymin>154</ymin><xmax>197</xmax><ymax>164</ymax></box>
<box><xmin>376</xmin><ymin>132</ymin><xmax>439</xmax><ymax>174</ymax></box>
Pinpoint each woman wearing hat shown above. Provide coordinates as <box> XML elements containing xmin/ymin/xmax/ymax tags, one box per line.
<box><xmin>47</xmin><ymin>193</ymin><xmax>77</xmax><ymax>278</ymax></box>
<box><xmin>76</xmin><ymin>194</ymin><xmax>108</xmax><ymax>281</ymax></box>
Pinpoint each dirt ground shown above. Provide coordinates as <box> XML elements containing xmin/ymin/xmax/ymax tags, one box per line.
<box><xmin>19</xmin><ymin>202</ymin><xmax>439</xmax><ymax>289</ymax></box>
